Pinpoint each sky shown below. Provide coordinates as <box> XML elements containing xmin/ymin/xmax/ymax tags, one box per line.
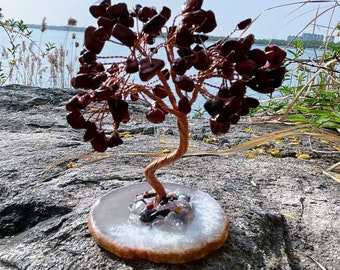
<box><xmin>1</xmin><ymin>0</ymin><xmax>339</xmax><ymax>40</ymax></box>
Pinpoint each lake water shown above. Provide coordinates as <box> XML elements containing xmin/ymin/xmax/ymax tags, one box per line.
<box><xmin>0</xmin><ymin>28</ymin><xmax>323</xmax><ymax>112</ymax></box>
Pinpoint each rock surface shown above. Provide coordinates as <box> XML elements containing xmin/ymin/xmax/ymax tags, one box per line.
<box><xmin>0</xmin><ymin>85</ymin><xmax>339</xmax><ymax>269</ymax></box>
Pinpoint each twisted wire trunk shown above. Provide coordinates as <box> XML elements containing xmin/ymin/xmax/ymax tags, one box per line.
<box><xmin>144</xmin><ymin>113</ymin><xmax>189</xmax><ymax>202</ymax></box>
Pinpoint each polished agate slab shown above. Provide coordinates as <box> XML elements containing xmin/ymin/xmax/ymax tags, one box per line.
<box><xmin>88</xmin><ymin>183</ymin><xmax>230</xmax><ymax>264</ymax></box>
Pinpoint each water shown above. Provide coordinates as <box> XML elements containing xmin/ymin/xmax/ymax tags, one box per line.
<box><xmin>0</xmin><ymin>28</ymin><xmax>324</xmax><ymax>113</ymax></box>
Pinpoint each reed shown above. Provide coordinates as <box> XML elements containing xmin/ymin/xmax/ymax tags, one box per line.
<box><xmin>251</xmin><ymin>1</ymin><xmax>340</xmax><ymax>129</ymax></box>
<box><xmin>0</xmin><ymin>2</ymin><xmax>339</xmax><ymax>130</ymax></box>
<box><xmin>0</xmin><ymin>12</ymin><xmax>80</xmax><ymax>87</ymax></box>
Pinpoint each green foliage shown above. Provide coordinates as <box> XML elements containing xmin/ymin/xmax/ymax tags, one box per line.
<box><xmin>0</xmin><ymin>15</ymin><xmax>49</xmax><ymax>85</ymax></box>
<box><xmin>288</xmin><ymin>108</ymin><xmax>340</xmax><ymax>129</ymax></box>
<box><xmin>0</xmin><ymin>17</ymin><xmax>31</xmax><ymax>84</ymax></box>
<box><xmin>288</xmin><ymin>36</ymin><xmax>339</xmax><ymax>128</ymax></box>
<box><xmin>287</xmin><ymin>40</ymin><xmax>305</xmax><ymax>58</ymax></box>
<box><xmin>1</xmin><ymin>18</ymin><xmax>31</xmax><ymax>56</ymax></box>
<box><xmin>192</xmin><ymin>108</ymin><xmax>206</xmax><ymax>118</ymax></box>
<box><xmin>254</xmin><ymin>32</ymin><xmax>340</xmax><ymax>129</ymax></box>
<box><xmin>0</xmin><ymin>10</ymin><xmax>80</xmax><ymax>87</ymax></box>
<box><xmin>41</xmin><ymin>42</ymin><xmax>56</xmax><ymax>57</ymax></box>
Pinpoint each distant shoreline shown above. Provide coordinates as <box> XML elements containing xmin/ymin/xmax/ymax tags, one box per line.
<box><xmin>27</xmin><ymin>24</ymin><xmax>87</xmax><ymax>33</ymax></box>
<box><xmin>26</xmin><ymin>24</ymin><xmax>337</xmax><ymax>49</ymax></box>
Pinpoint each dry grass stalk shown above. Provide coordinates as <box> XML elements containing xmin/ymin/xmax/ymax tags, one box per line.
<box><xmin>1</xmin><ymin>16</ymin><xmax>80</xmax><ymax>87</ymax></box>
<box><xmin>323</xmin><ymin>161</ymin><xmax>340</xmax><ymax>184</ymax></box>
<box><xmin>40</xmin><ymin>17</ymin><xmax>47</xmax><ymax>33</ymax></box>
<box><xmin>41</xmin><ymin>123</ymin><xmax>339</xmax><ymax>182</ymax></box>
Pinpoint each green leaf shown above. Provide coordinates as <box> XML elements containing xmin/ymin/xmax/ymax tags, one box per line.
<box><xmin>319</xmin><ymin>122</ymin><xmax>340</xmax><ymax>129</ymax></box>
<box><xmin>314</xmin><ymin>116</ymin><xmax>329</xmax><ymax>127</ymax></box>
<box><xmin>294</xmin><ymin>105</ymin><xmax>310</xmax><ymax>113</ymax></box>
<box><xmin>287</xmin><ymin>115</ymin><xmax>310</xmax><ymax>123</ymax></box>
<box><xmin>309</xmin><ymin>109</ymin><xmax>333</xmax><ymax>116</ymax></box>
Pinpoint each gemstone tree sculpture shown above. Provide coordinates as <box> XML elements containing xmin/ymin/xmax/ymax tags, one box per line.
<box><xmin>66</xmin><ymin>0</ymin><xmax>286</xmax><ymax>264</ymax></box>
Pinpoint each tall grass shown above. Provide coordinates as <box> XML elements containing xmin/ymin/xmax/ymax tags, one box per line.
<box><xmin>0</xmin><ymin>2</ymin><xmax>339</xmax><ymax>129</ymax></box>
<box><xmin>0</xmin><ymin>13</ymin><xmax>80</xmax><ymax>88</ymax></box>
<box><xmin>251</xmin><ymin>1</ymin><xmax>340</xmax><ymax>129</ymax></box>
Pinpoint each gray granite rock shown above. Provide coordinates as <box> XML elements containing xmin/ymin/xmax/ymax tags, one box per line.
<box><xmin>0</xmin><ymin>85</ymin><xmax>339</xmax><ymax>269</ymax></box>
